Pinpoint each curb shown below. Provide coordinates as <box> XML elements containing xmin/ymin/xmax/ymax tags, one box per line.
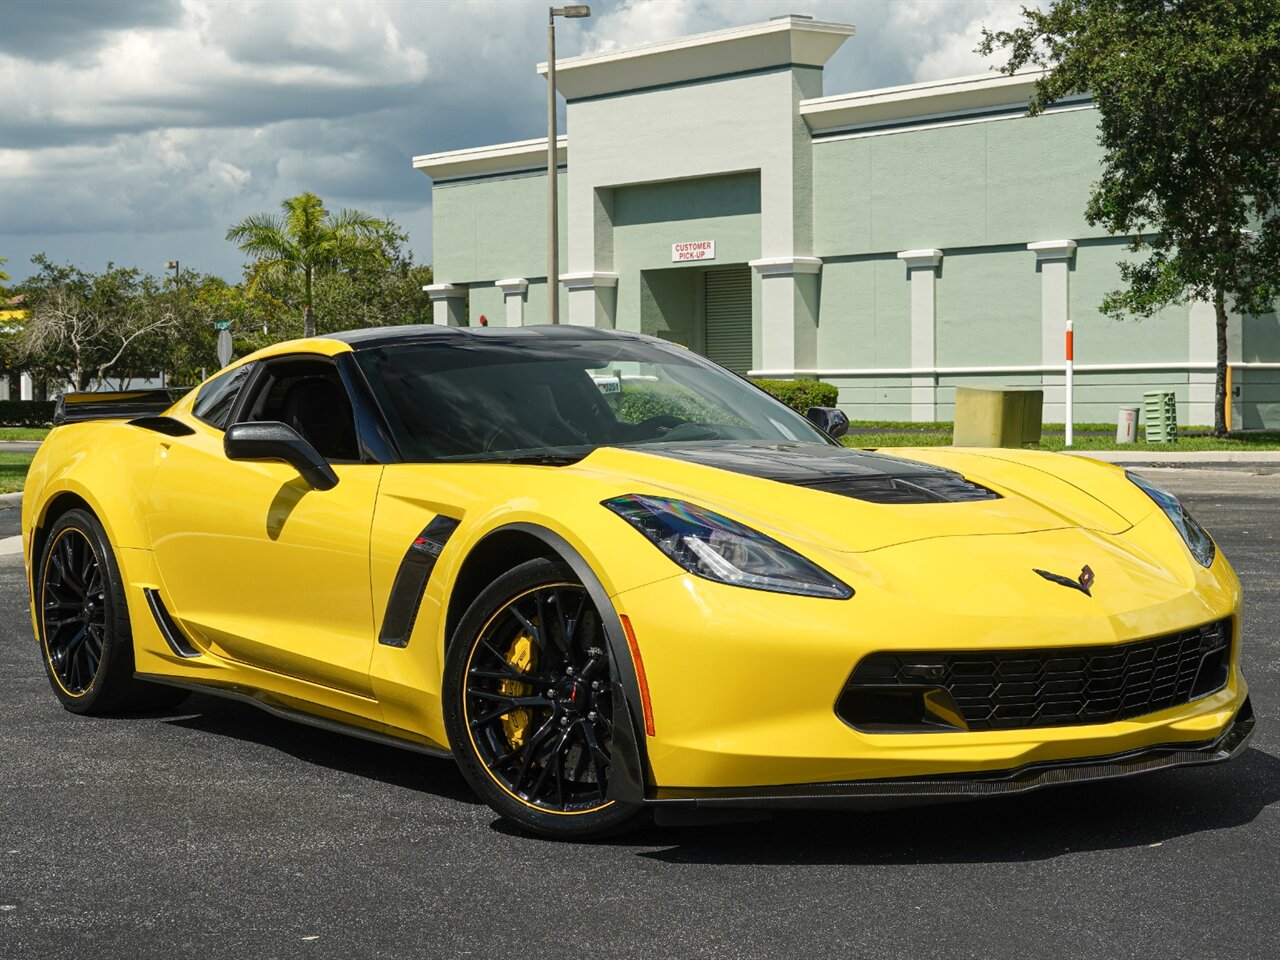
<box><xmin>1064</xmin><ymin>450</ymin><xmax>1280</xmax><ymax>466</ymax></box>
<box><xmin>0</xmin><ymin>492</ymin><xmax>22</xmax><ymax>505</ymax></box>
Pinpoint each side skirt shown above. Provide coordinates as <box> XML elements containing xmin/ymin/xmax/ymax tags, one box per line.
<box><xmin>136</xmin><ymin>672</ymin><xmax>452</xmax><ymax>760</ymax></box>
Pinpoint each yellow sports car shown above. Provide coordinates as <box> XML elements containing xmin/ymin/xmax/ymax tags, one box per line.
<box><xmin>22</xmin><ymin>325</ymin><xmax>1253</xmax><ymax>839</ymax></box>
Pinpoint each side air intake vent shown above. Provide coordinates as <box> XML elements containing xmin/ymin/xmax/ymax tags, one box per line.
<box><xmin>143</xmin><ymin>588</ymin><xmax>202</xmax><ymax>658</ymax></box>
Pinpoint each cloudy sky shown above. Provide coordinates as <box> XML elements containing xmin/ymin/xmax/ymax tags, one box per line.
<box><xmin>0</xmin><ymin>0</ymin><xmax>1039</xmax><ymax>285</ymax></box>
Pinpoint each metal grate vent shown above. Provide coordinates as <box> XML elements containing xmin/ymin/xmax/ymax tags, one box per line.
<box><xmin>803</xmin><ymin>473</ymin><xmax>1000</xmax><ymax>505</ymax></box>
<box><xmin>840</xmin><ymin>619</ymin><xmax>1232</xmax><ymax>732</ymax></box>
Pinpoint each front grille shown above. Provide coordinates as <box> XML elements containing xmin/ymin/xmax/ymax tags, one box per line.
<box><xmin>840</xmin><ymin>619</ymin><xmax>1232</xmax><ymax>732</ymax></box>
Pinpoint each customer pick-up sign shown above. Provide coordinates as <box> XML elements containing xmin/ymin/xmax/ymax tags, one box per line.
<box><xmin>672</xmin><ymin>241</ymin><xmax>715</xmax><ymax>262</ymax></box>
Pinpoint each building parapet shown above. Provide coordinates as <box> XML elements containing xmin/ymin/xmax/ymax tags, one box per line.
<box><xmin>413</xmin><ymin>135</ymin><xmax>567</xmax><ymax>183</ymax></box>
<box><xmin>536</xmin><ymin>16</ymin><xmax>854</xmax><ymax>102</ymax></box>
<box><xmin>801</xmin><ymin>69</ymin><xmax>1048</xmax><ymax>135</ymax></box>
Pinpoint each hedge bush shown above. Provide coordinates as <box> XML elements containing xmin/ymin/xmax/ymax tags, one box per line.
<box><xmin>616</xmin><ymin>381</ymin><xmax>733</xmax><ymax>425</ymax></box>
<box><xmin>0</xmin><ymin>400</ymin><xmax>56</xmax><ymax>427</ymax></box>
<box><xmin>611</xmin><ymin>378</ymin><xmax>836</xmax><ymax>424</ymax></box>
<box><xmin>749</xmin><ymin>378</ymin><xmax>838</xmax><ymax>413</ymax></box>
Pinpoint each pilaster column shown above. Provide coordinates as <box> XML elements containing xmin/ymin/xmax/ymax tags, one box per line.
<box><xmin>20</xmin><ymin>372</ymin><xmax>34</xmax><ymax>401</ymax></box>
<box><xmin>495</xmin><ymin>278</ymin><xmax>529</xmax><ymax>327</ymax></box>
<box><xmin>562</xmin><ymin>272</ymin><xmax>618</xmax><ymax>328</ymax></box>
<box><xmin>1027</xmin><ymin>240</ymin><xmax>1077</xmax><ymax>422</ymax></box>
<box><xmin>1188</xmin><ymin>300</ymin><xmax>1217</xmax><ymax>426</ymax></box>
<box><xmin>749</xmin><ymin>256</ymin><xmax>822</xmax><ymax>374</ymax></box>
<box><xmin>896</xmin><ymin>249</ymin><xmax>943</xmax><ymax>422</ymax></box>
<box><xmin>423</xmin><ymin>283</ymin><xmax>468</xmax><ymax>326</ymax></box>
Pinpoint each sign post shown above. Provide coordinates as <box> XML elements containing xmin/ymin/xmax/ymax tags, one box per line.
<box><xmin>1064</xmin><ymin>318</ymin><xmax>1074</xmax><ymax>447</ymax></box>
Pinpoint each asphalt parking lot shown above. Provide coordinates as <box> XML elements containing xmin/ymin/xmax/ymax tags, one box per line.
<box><xmin>1</xmin><ymin>468</ymin><xmax>1277</xmax><ymax>960</ymax></box>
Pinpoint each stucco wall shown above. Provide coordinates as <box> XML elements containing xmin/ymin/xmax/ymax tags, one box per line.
<box><xmin>811</xmin><ymin>108</ymin><xmax>1111</xmax><ymax>256</ymax></box>
<box><xmin>432</xmin><ymin>169</ymin><xmax>567</xmax><ymax>284</ymax></box>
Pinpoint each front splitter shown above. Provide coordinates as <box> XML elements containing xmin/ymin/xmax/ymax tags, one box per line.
<box><xmin>647</xmin><ymin>697</ymin><xmax>1256</xmax><ymax>810</ymax></box>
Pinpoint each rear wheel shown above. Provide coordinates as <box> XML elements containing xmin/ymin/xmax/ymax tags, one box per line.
<box><xmin>443</xmin><ymin>558</ymin><xmax>646</xmax><ymax>839</ymax></box>
<box><xmin>37</xmin><ymin>509</ymin><xmax>188</xmax><ymax>714</ymax></box>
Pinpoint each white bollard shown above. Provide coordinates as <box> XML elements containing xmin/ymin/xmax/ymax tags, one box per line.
<box><xmin>1116</xmin><ymin>406</ymin><xmax>1140</xmax><ymax>444</ymax></box>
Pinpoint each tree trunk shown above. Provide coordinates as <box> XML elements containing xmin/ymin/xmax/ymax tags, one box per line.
<box><xmin>1213</xmin><ymin>286</ymin><xmax>1229</xmax><ymax>437</ymax></box>
<box><xmin>304</xmin><ymin>266</ymin><xmax>315</xmax><ymax>338</ymax></box>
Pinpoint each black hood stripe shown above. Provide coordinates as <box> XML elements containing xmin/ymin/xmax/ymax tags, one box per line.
<box><xmin>635</xmin><ymin>442</ymin><xmax>999</xmax><ymax>505</ymax></box>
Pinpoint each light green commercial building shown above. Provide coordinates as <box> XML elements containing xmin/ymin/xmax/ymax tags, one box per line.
<box><xmin>414</xmin><ymin>16</ymin><xmax>1279</xmax><ymax>428</ymax></box>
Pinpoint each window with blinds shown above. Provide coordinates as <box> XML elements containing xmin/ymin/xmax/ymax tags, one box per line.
<box><xmin>703</xmin><ymin>266</ymin><xmax>753</xmax><ymax>374</ymax></box>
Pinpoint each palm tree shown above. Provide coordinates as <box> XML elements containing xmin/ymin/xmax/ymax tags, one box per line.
<box><xmin>226</xmin><ymin>193</ymin><xmax>389</xmax><ymax>338</ymax></box>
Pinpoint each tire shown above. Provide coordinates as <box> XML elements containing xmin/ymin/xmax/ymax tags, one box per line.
<box><xmin>443</xmin><ymin>557</ymin><xmax>646</xmax><ymax>840</ymax></box>
<box><xmin>36</xmin><ymin>509</ymin><xmax>189</xmax><ymax>715</ymax></box>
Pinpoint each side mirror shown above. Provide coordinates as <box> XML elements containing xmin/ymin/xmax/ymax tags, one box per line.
<box><xmin>224</xmin><ymin>421</ymin><xmax>339</xmax><ymax>491</ymax></box>
<box><xmin>806</xmin><ymin>406</ymin><xmax>850</xmax><ymax>440</ymax></box>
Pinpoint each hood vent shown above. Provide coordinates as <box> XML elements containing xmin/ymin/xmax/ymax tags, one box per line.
<box><xmin>801</xmin><ymin>474</ymin><xmax>999</xmax><ymax>505</ymax></box>
<box><xmin>639</xmin><ymin>441</ymin><xmax>1001</xmax><ymax>505</ymax></box>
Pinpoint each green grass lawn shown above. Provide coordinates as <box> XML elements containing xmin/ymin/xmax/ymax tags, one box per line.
<box><xmin>0</xmin><ymin>453</ymin><xmax>34</xmax><ymax>494</ymax></box>
<box><xmin>844</xmin><ymin>430</ymin><xmax>1280</xmax><ymax>452</ymax></box>
<box><xmin>0</xmin><ymin>427</ymin><xmax>50</xmax><ymax>441</ymax></box>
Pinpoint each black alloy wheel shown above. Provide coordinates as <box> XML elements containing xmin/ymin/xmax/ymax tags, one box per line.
<box><xmin>42</xmin><ymin>526</ymin><xmax>107</xmax><ymax>696</ymax></box>
<box><xmin>36</xmin><ymin>509</ymin><xmax>189</xmax><ymax>714</ymax></box>
<box><xmin>444</xmin><ymin>558</ymin><xmax>645</xmax><ymax>839</ymax></box>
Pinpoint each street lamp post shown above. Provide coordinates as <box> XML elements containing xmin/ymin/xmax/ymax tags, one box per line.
<box><xmin>164</xmin><ymin>260</ymin><xmax>180</xmax><ymax>388</ymax></box>
<box><xmin>547</xmin><ymin>5</ymin><xmax>590</xmax><ymax>325</ymax></box>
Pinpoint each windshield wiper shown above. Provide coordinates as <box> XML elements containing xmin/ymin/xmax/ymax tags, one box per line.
<box><xmin>480</xmin><ymin>453</ymin><xmax>585</xmax><ymax>466</ymax></box>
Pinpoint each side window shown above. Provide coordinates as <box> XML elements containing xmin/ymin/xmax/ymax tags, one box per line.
<box><xmin>238</xmin><ymin>356</ymin><xmax>360</xmax><ymax>462</ymax></box>
<box><xmin>193</xmin><ymin>363</ymin><xmax>255</xmax><ymax>430</ymax></box>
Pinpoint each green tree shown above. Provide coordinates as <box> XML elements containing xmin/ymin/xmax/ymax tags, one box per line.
<box><xmin>159</xmin><ymin>271</ymin><xmax>275</xmax><ymax>384</ymax></box>
<box><xmin>13</xmin><ymin>255</ymin><xmax>180</xmax><ymax>390</ymax></box>
<box><xmin>980</xmin><ymin>0</ymin><xmax>1280</xmax><ymax>435</ymax></box>
<box><xmin>226</xmin><ymin>192</ymin><xmax>392</xmax><ymax>338</ymax></box>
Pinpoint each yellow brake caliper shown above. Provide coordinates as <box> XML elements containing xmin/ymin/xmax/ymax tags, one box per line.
<box><xmin>500</xmin><ymin>631</ymin><xmax>536</xmax><ymax>749</ymax></box>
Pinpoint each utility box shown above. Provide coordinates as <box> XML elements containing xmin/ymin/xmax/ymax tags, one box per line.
<box><xmin>1143</xmin><ymin>391</ymin><xmax>1178</xmax><ymax>443</ymax></box>
<box><xmin>953</xmin><ymin>386</ymin><xmax>1044</xmax><ymax>448</ymax></box>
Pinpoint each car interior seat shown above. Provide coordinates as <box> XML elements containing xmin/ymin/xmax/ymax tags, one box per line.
<box><xmin>279</xmin><ymin>377</ymin><xmax>357</xmax><ymax>460</ymax></box>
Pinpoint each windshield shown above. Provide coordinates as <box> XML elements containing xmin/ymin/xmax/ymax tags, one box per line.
<box><xmin>353</xmin><ymin>335</ymin><xmax>831</xmax><ymax>463</ymax></box>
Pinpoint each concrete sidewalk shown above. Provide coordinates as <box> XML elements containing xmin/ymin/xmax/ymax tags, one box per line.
<box><xmin>1064</xmin><ymin>449</ymin><xmax>1280</xmax><ymax>466</ymax></box>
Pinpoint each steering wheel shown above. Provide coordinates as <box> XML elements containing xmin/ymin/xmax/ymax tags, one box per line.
<box><xmin>483</xmin><ymin>425</ymin><xmax>515</xmax><ymax>452</ymax></box>
<box><xmin>627</xmin><ymin>414</ymin><xmax>685</xmax><ymax>440</ymax></box>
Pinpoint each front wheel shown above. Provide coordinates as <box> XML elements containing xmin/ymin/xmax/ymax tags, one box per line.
<box><xmin>443</xmin><ymin>558</ymin><xmax>646</xmax><ymax>839</ymax></box>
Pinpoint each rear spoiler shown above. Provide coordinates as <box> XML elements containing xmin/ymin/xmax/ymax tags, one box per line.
<box><xmin>52</xmin><ymin>388</ymin><xmax>189</xmax><ymax>425</ymax></box>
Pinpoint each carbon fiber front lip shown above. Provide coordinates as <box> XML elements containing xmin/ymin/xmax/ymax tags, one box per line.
<box><xmin>648</xmin><ymin>698</ymin><xmax>1255</xmax><ymax>809</ymax></box>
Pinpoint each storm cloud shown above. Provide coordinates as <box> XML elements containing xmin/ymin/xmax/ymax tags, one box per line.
<box><xmin>0</xmin><ymin>0</ymin><xmax>1041</xmax><ymax>283</ymax></box>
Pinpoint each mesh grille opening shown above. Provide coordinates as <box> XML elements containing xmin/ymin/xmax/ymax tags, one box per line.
<box><xmin>839</xmin><ymin>619</ymin><xmax>1232</xmax><ymax>732</ymax></box>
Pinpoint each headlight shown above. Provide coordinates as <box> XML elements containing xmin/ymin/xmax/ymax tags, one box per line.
<box><xmin>603</xmin><ymin>494</ymin><xmax>853</xmax><ymax>599</ymax></box>
<box><xmin>1127</xmin><ymin>472</ymin><xmax>1216</xmax><ymax>568</ymax></box>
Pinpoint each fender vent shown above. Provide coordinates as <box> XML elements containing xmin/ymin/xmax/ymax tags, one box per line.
<box><xmin>378</xmin><ymin>515</ymin><xmax>460</xmax><ymax>647</ymax></box>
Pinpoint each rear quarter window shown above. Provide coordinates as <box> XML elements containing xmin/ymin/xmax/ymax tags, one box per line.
<box><xmin>192</xmin><ymin>364</ymin><xmax>255</xmax><ymax>429</ymax></box>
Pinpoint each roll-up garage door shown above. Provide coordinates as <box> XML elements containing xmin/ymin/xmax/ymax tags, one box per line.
<box><xmin>703</xmin><ymin>266</ymin><xmax>753</xmax><ymax>374</ymax></box>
